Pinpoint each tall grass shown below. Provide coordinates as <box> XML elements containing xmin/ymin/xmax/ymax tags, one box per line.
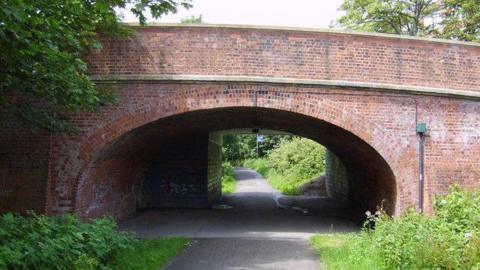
<box><xmin>310</xmin><ymin>186</ymin><xmax>480</xmax><ymax>270</ymax></box>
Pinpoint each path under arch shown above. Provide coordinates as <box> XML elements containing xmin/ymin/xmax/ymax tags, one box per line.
<box><xmin>120</xmin><ymin>168</ymin><xmax>358</xmax><ymax>270</ymax></box>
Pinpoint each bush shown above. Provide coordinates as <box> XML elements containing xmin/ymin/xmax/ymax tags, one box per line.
<box><xmin>311</xmin><ymin>185</ymin><xmax>480</xmax><ymax>270</ymax></box>
<box><xmin>268</xmin><ymin>137</ymin><xmax>325</xmax><ymax>179</ymax></box>
<box><xmin>221</xmin><ymin>162</ymin><xmax>237</xmax><ymax>194</ymax></box>
<box><xmin>0</xmin><ymin>213</ymin><xmax>136</xmax><ymax>270</ymax></box>
<box><xmin>243</xmin><ymin>137</ymin><xmax>326</xmax><ymax>195</ymax></box>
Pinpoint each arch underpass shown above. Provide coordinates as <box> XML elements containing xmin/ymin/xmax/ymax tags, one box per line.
<box><xmin>52</xmin><ymin>82</ymin><xmax>413</xmax><ymax>221</ymax></box>
<box><xmin>74</xmin><ymin>106</ymin><xmax>396</xmax><ymax>220</ymax></box>
<box><xmin>0</xmin><ymin>24</ymin><xmax>479</xmax><ymax>221</ymax></box>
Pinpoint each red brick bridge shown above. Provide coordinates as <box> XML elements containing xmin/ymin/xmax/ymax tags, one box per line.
<box><xmin>1</xmin><ymin>25</ymin><xmax>479</xmax><ymax>220</ymax></box>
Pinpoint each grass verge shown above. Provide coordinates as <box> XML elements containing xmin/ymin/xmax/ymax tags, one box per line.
<box><xmin>243</xmin><ymin>158</ymin><xmax>314</xmax><ymax>195</ymax></box>
<box><xmin>310</xmin><ymin>233</ymin><xmax>378</xmax><ymax>270</ymax></box>
<box><xmin>221</xmin><ymin>175</ymin><xmax>236</xmax><ymax>194</ymax></box>
<box><xmin>221</xmin><ymin>162</ymin><xmax>237</xmax><ymax>194</ymax></box>
<box><xmin>107</xmin><ymin>237</ymin><xmax>189</xmax><ymax>270</ymax></box>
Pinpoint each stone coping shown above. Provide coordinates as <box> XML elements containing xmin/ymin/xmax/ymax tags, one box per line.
<box><xmin>122</xmin><ymin>23</ymin><xmax>480</xmax><ymax>48</ymax></box>
<box><xmin>91</xmin><ymin>74</ymin><xmax>480</xmax><ymax>100</ymax></box>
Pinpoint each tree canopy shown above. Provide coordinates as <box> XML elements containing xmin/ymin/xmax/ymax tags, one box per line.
<box><xmin>440</xmin><ymin>0</ymin><xmax>480</xmax><ymax>41</ymax></box>
<box><xmin>0</xmin><ymin>0</ymin><xmax>191</xmax><ymax>132</ymax></box>
<box><xmin>222</xmin><ymin>134</ymin><xmax>292</xmax><ymax>165</ymax></box>
<box><xmin>337</xmin><ymin>0</ymin><xmax>480</xmax><ymax>41</ymax></box>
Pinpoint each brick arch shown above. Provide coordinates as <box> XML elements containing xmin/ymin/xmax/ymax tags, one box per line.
<box><xmin>47</xmin><ymin>85</ymin><xmax>413</xmax><ymax>218</ymax></box>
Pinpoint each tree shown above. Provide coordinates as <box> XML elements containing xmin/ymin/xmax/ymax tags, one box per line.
<box><xmin>337</xmin><ymin>0</ymin><xmax>480</xmax><ymax>41</ymax></box>
<box><xmin>440</xmin><ymin>0</ymin><xmax>480</xmax><ymax>42</ymax></box>
<box><xmin>337</xmin><ymin>0</ymin><xmax>440</xmax><ymax>36</ymax></box>
<box><xmin>180</xmin><ymin>15</ymin><xmax>203</xmax><ymax>24</ymax></box>
<box><xmin>222</xmin><ymin>134</ymin><xmax>292</xmax><ymax>165</ymax></box>
<box><xmin>0</xmin><ymin>0</ymin><xmax>191</xmax><ymax>132</ymax></box>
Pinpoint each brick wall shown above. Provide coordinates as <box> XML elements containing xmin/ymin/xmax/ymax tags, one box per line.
<box><xmin>207</xmin><ymin>132</ymin><xmax>223</xmax><ymax>204</ymax></box>
<box><xmin>0</xmin><ymin>113</ymin><xmax>50</xmax><ymax>214</ymax></box>
<box><xmin>76</xmin><ymin>154</ymin><xmax>145</xmax><ymax>220</ymax></box>
<box><xmin>143</xmin><ymin>133</ymin><xmax>212</xmax><ymax>209</ymax></box>
<box><xmin>75</xmin><ymin>131</ymin><xmax>223</xmax><ymax>220</ymax></box>
<box><xmin>325</xmin><ymin>150</ymin><xmax>349</xmax><ymax>205</ymax></box>
<box><xmin>85</xmin><ymin>25</ymin><xmax>480</xmax><ymax>92</ymax></box>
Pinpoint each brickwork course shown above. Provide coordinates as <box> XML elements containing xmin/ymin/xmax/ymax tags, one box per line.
<box><xmin>0</xmin><ymin>25</ymin><xmax>479</xmax><ymax>220</ymax></box>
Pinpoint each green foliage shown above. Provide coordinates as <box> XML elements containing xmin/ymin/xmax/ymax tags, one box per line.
<box><xmin>222</xmin><ymin>134</ymin><xmax>255</xmax><ymax>165</ymax></box>
<box><xmin>0</xmin><ymin>212</ymin><xmax>135</xmax><ymax>270</ymax></box>
<box><xmin>440</xmin><ymin>0</ymin><xmax>480</xmax><ymax>41</ymax></box>
<box><xmin>434</xmin><ymin>185</ymin><xmax>480</xmax><ymax>234</ymax></box>
<box><xmin>337</xmin><ymin>0</ymin><xmax>480</xmax><ymax>42</ymax></box>
<box><xmin>268</xmin><ymin>137</ymin><xmax>325</xmax><ymax>180</ymax></box>
<box><xmin>221</xmin><ymin>161</ymin><xmax>237</xmax><ymax>194</ymax></box>
<box><xmin>0</xmin><ymin>0</ymin><xmax>191</xmax><ymax>132</ymax></box>
<box><xmin>243</xmin><ymin>137</ymin><xmax>326</xmax><ymax>195</ymax></box>
<box><xmin>106</xmin><ymin>237</ymin><xmax>189</xmax><ymax>270</ymax></box>
<box><xmin>130</xmin><ymin>0</ymin><xmax>192</xmax><ymax>25</ymax></box>
<box><xmin>222</xmin><ymin>134</ymin><xmax>291</xmax><ymax>165</ymax></box>
<box><xmin>266</xmin><ymin>169</ymin><xmax>301</xmax><ymax>195</ymax></box>
<box><xmin>181</xmin><ymin>15</ymin><xmax>203</xmax><ymax>24</ymax></box>
<box><xmin>243</xmin><ymin>158</ymin><xmax>271</xmax><ymax>177</ymax></box>
<box><xmin>310</xmin><ymin>234</ymin><xmax>378</xmax><ymax>270</ymax></box>
<box><xmin>244</xmin><ymin>158</ymin><xmax>315</xmax><ymax>195</ymax></box>
<box><xmin>337</xmin><ymin>0</ymin><xmax>440</xmax><ymax>36</ymax></box>
<box><xmin>310</xmin><ymin>186</ymin><xmax>480</xmax><ymax>270</ymax></box>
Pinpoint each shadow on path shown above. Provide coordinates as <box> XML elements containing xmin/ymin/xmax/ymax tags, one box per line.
<box><xmin>120</xmin><ymin>168</ymin><xmax>358</xmax><ymax>270</ymax></box>
<box><xmin>165</xmin><ymin>238</ymin><xmax>320</xmax><ymax>270</ymax></box>
<box><xmin>120</xmin><ymin>168</ymin><xmax>358</xmax><ymax>239</ymax></box>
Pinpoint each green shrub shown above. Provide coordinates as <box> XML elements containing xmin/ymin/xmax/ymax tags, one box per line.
<box><xmin>434</xmin><ymin>185</ymin><xmax>480</xmax><ymax>233</ymax></box>
<box><xmin>243</xmin><ymin>138</ymin><xmax>326</xmax><ymax>195</ymax></box>
<box><xmin>221</xmin><ymin>161</ymin><xmax>237</xmax><ymax>194</ymax></box>
<box><xmin>311</xmin><ymin>185</ymin><xmax>480</xmax><ymax>270</ymax></box>
<box><xmin>268</xmin><ymin>137</ymin><xmax>325</xmax><ymax>179</ymax></box>
<box><xmin>0</xmin><ymin>213</ymin><xmax>135</xmax><ymax>270</ymax></box>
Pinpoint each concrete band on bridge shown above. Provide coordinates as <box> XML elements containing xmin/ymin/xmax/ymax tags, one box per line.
<box><xmin>91</xmin><ymin>74</ymin><xmax>480</xmax><ymax>100</ymax></box>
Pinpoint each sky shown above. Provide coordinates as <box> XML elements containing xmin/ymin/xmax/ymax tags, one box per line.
<box><xmin>119</xmin><ymin>0</ymin><xmax>346</xmax><ymax>29</ymax></box>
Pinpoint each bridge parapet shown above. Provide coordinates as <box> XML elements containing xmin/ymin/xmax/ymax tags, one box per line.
<box><xmin>85</xmin><ymin>24</ymin><xmax>480</xmax><ymax>95</ymax></box>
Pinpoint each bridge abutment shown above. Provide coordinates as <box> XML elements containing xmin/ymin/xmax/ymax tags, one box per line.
<box><xmin>73</xmin><ymin>132</ymin><xmax>223</xmax><ymax>220</ymax></box>
<box><xmin>142</xmin><ymin>133</ymin><xmax>219</xmax><ymax>209</ymax></box>
<box><xmin>325</xmin><ymin>150</ymin><xmax>349</xmax><ymax>205</ymax></box>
